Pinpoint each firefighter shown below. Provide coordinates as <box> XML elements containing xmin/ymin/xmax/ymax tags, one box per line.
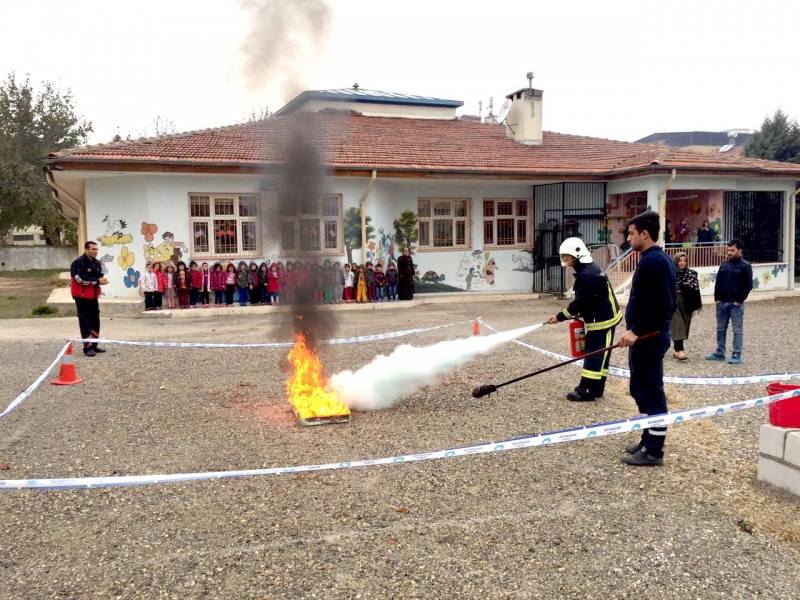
<box><xmin>547</xmin><ymin>238</ymin><xmax>621</xmax><ymax>401</ymax></box>
<box><xmin>71</xmin><ymin>241</ymin><xmax>109</xmax><ymax>356</ymax></box>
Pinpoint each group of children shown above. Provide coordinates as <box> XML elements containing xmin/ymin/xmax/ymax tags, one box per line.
<box><xmin>138</xmin><ymin>258</ymin><xmax>402</xmax><ymax>310</ymax></box>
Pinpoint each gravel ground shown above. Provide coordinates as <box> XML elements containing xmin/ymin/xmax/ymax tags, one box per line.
<box><xmin>1</xmin><ymin>298</ymin><xmax>799</xmax><ymax>599</ymax></box>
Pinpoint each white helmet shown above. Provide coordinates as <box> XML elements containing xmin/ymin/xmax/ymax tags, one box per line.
<box><xmin>559</xmin><ymin>237</ymin><xmax>593</xmax><ymax>266</ymax></box>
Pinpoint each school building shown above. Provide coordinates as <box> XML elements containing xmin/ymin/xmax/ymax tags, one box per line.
<box><xmin>46</xmin><ymin>78</ymin><xmax>800</xmax><ymax>299</ymax></box>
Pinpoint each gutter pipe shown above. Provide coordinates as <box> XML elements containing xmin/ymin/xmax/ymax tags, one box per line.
<box><xmin>360</xmin><ymin>170</ymin><xmax>377</xmax><ymax>264</ymax></box>
<box><xmin>658</xmin><ymin>169</ymin><xmax>677</xmax><ymax>248</ymax></box>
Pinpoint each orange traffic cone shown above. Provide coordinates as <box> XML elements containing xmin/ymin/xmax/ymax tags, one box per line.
<box><xmin>473</xmin><ymin>319</ymin><xmax>481</xmax><ymax>336</ymax></box>
<box><xmin>52</xmin><ymin>342</ymin><xmax>84</xmax><ymax>386</ymax></box>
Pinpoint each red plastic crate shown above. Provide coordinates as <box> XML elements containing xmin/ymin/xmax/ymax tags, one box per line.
<box><xmin>766</xmin><ymin>383</ymin><xmax>800</xmax><ymax>428</ymax></box>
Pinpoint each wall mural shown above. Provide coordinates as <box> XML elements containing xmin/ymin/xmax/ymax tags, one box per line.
<box><xmin>98</xmin><ymin>215</ymin><xmax>133</xmax><ymax>246</ymax></box>
<box><xmin>117</xmin><ymin>246</ymin><xmax>135</xmax><ymax>270</ymax></box>
<box><xmin>141</xmin><ymin>222</ymin><xmax>158</xmax><ymax>242</ymax></box>
<box><xmin>698</xmin><ymin>264</ymin><xmax>788</xmax><ymax>294</ymax></box>
<box><xmin>366</xmin><ymin>227</ymin><xmax>397</xmax><ymax>267</ymax></box>
<box><xmin>511</xmin><ymin>251</ymin><xmax>534</xmax><ymax>272</ymax></box>
<box><xmin>143</xmin><ymin>230</ymin><xmax>188</xmax><ymax>269</ymax></box>
<box><xmin>99</xmin><ymin>254</ymin><xmax>114</xmax><ymax>275</ymax></box>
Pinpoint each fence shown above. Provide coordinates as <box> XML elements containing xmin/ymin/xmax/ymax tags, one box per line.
<box><xmin>0</xmin><ymin>246</ymin><xmax>77</xmax><ymax>271</ymax></box>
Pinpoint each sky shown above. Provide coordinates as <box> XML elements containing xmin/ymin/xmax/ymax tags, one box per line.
<box><xmin>3</xmin><ymin>0</ymin><xmax>799</xmax><ymax>145</ymax></box>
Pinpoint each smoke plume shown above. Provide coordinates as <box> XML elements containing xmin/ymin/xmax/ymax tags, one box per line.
<box><xmin>237</xmin><ymin>0</ymin><xmax>333</xmax><ymax>99</ymax></box>
<box><xmin>330</xmin><ymin>324</ymin><xmax>545</xmax><ymax>411</ymax></box>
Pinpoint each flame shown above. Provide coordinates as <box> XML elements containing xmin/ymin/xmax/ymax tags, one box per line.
<box><xmin>286</xmin><ymin>332</ymin><xmax>351</xmax><ymax>420</ymax></box>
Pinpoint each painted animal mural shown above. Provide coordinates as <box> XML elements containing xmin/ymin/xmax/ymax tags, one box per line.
<box><xmin>511</xmin><ymin>251</ymin><xmax>533</xmax><ymax>272</ymax></box>
<box><xmin>99</xmin><ymin>254</ymin><xmax>114</xmax><ymax>275</ymax></box>
<box><xmin>97</xmin><ymin>214</ymin><xmax>133</xmax><ymax>246</ymax></box>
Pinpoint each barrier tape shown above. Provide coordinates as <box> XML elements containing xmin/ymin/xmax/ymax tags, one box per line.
<box><xmin>0</xmin><ymin>342</ymin><xmax>71</xmax><ymax>420</ymax></box>
<box><xmin>70</xmin><ymin>320</ymin><xmax>472</xmax><ymax>349</ymax></box>
<box><xmin>2</xmin><ymin>388</ymin><xmax>797</xmax><ymax>491</ymax></box>
<box><xmin>1</xmin><ymin>321</ymin><xmax>472</xmax><ymax>420</ymax></box>
<box><xmin>478</xmin><ymin>320</ymin><xmax>800</xmax><ymax>386</ymax></box>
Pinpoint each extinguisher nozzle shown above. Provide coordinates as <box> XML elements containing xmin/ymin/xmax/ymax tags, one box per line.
<box><xmin>472</xmin><ymin>384</ymin><xmax>498</xmax><ymax>398</ymax></box>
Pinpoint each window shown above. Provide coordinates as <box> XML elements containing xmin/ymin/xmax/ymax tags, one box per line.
<box><xmin>483</xmin><ymin>198</ymin><xmax>531</xmax><ymax>248</ymax></box>
<box><xmin>189</xmin><ymin>194</ymin><xmax>259</xmax><ymax>257</ymax></box>
<box><xmin>418</xmin><ymin>198</ymin><xmax>471</xmax><ymax>250</ymax></box>
<box><xmin>724</xmin><ymin>191</ymin><xmax>783</xmax><ymax>263</ymax></box>
<box><xmin>280</xmin><ymin>194</ymin><xmax>342</xmax><ymax>254</ymax></box>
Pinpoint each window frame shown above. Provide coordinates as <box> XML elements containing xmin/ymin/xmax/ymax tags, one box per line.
<box><xmin>482</xmin><ymin>198</ymin><xmax>532</xmax><ymax>250</ymax></box>
<box><xmin>279</xmin><ymin>193</ymin><xmax>344</xmax><ymax>257</ymax></box>
<box><xmin>417</xmin><ymin>197</ymin><xmax>472</xmax><ymax>252</ymax></box>
<box><xmin>188</xmin><ymin>193</ymin><xmax>261</xmax><ymax>259</ymax></box>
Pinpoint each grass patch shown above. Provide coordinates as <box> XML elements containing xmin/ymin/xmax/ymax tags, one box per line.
<box><xmin>0</xmin><ymin>269</ymin><xmax>73</xmax><ymax>319</ymax></box>
<box><xmin>0</xmin><ymin>268</ymin><xmax>65</xmax><ymax>279</ymax></box>
<box><xmin>31</xmin><ymin>304</ymin><xmax>58</xmax><ymax>316</ymax></box>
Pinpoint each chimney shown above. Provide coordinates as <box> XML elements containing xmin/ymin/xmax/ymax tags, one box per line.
<box><xmin>505</xmin><ymin>72</ymin><xmax>543</xmax><ymax>146</ymax></box>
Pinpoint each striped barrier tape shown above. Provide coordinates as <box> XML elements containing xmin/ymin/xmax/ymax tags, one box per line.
<box><xmin>1</xmin><ymin>387</ymin><xmax>796</xmax><ymax>491</ymax></box>
<box><xmin>1</xmin><ymin>321</ymin><xmax>473</xmax><ymax>420</ymax></box>
<box><xmin>0</xmin><ymin>342</ymin><xmax>70</xmax><ymax>419</ymax></box>
<box><xmin>70</xmin><ymin>320</ymin><xmax>473</xmax><ymax>349</ymax></box>
<box><xmin>477</xmin><ymin>319</ymin><xmax>800</xmax><ymax>386</ymax></box>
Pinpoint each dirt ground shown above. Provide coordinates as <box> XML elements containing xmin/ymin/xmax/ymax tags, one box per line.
<box><xmin>1</xmin><ymin>298</ymin><xmax>799</xmax><ymax>599</ymax></box>
<box><xmin>0</xmin><ymin>270</ymin><xmax>71</xmax><ymax>319</ymax></box>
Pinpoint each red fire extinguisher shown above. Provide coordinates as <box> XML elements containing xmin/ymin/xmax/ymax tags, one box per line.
<box><xmin>569</xmin><ymin>319</ymin><xmax>586</xmax><ymax>357</ymax></box>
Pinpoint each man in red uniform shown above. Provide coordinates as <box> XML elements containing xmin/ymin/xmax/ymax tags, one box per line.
<box><xmin>70</xmin><ymin>241</ymin><xmax>109</xmax><ymax>356</ymax></box>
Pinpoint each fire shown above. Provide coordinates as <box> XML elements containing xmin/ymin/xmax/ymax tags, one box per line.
<box><xmin>286</xmin><ymin>332</ymin><xmax>351</xmax><ymax>420</ymax></box>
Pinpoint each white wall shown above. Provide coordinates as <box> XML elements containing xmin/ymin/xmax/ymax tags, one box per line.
<box><xmin>86</xmin><ymin>174</ymin><xmax>260</xmax><ymax>297</ymax></box>
<box><xmin>0</xmin><ymin>246</ymin><xmax>76</xmax><ymax>271</ymax></box>
<box><xmin>377</xmin><ymin>180</ymin><xmax>534</xmax><ymax>292</ymax></box>
<box><xmin>84</xmin><ymin>171</ymin><xmax>796</xmax><ymax>299</ymax></box>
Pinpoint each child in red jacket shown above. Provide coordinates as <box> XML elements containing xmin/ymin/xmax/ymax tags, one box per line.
<box><xmin>267</xmin><ymin>262</ymin><xmax>282</xmax><ymax>305</ymax></box>
<box><xmin>152</xmin><ymin>262</ymin><xmax>167</xmax><ymax>310</ymax></box>
<box><xmin>210</xmin><ymin>262</ymin><xmax>226</xmax><ymax>307</ymax></box>
<box><xmin>189</xmin><ymin>261</ymin><xmax>202</xmax><ymax>307</ymax></box>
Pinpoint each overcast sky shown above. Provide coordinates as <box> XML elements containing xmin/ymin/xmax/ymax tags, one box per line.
<box><xmin>3</xmin><ymin>0</ymin><xmax>798</xmax><ymax>145</ymax></box>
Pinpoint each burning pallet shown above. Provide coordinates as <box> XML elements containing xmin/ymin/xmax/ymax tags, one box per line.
<box><xmin>293</xmin><ymin>409</ymin><xmax>351</xmax><ymax>427</ymax></box>
<box><xmin>287</xmin><ymin>331</ymin><xmax>351</xmax><ymax>427</ymax></box>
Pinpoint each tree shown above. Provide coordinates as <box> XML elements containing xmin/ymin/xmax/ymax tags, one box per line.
<box><xmin>0</xmin><ymin>72</ymin><xmax>92</xmax><ymax>244</ymax></box>
<box><xmin>393</xmin><ymin>210</ymin><xmax>418</xmax><ymax>254</ymax></box>
<box><xmin>343</xmin><ymin>206</ymin><xmax>374</xmax><ymax>264</ymax></box>
<box><xmin>743</xmin><ymin>109</ymin><xmax>800</xmax><ymax>164</ymax></box>
<box><xmin>239</xmin><ymin>105</ymin><xmax>271</xmax><ymax>123</ymax></box>
<box><xmin>136</xmin><ymin>114</ymin><xmax>176</xmax><ymax>138</ymax></box>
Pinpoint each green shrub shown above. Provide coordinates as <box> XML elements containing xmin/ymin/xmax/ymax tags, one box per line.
<box><xmin>31</xmin><ymin>304</ymin><xmax>58</xmax><ymax>316</ymax></box>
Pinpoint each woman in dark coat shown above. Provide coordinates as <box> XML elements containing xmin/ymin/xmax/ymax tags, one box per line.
<box><xmin>670</xmin><ymin>251</ymin><xmax>702</xmax><ymax>360</ymax></box>
<box><xmin>396</xmin><ymin>247</ymin><xmax>415</xmax><ymax>301</ymax></box>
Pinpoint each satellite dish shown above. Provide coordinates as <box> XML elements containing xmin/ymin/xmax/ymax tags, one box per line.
<box><xmin>496</xmin><ymin>98</ymin><xmax>512</xmax><ymax>123</ymax></box>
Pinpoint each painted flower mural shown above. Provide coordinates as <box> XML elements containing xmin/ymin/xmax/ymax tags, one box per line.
<box><xmin>141</xmin><ymin>222</ymin><xmax>158</xmax><ymax>242</ymax></box>
<box><xmin>762</xmin><ymin>271</ymin><xmax>772</xmax><ymax>285</ymax></box>
<box><xmin>117</xmin><ymin>246</ymin><xmax>135</xmax><ymax>270</ymax></box>
<box><xmin>123</xmin><ymin>267</ymin><xmax>140</xmax><ymax>288</ymax></box>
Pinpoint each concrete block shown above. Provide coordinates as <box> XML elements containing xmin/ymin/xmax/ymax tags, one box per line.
<box><xmin>758</xmin><ymin>456</ymin><xmax>800</xmax><ymax>497</ymax></box>
<box><xmin>758</xmin><ymin>424</ymin><xmax>798</xmax><ymax>459</ymax></box>
<box><xmin>785</xmin><ymin>432</ymin><xmax>800</xmax><ymax>468</ymax></box>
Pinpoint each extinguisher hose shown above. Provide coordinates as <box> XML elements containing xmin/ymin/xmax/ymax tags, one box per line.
<box><xmin>472</xmin><ymin>330</ymin><xmax>659</xmax><ymax>398</ymax></box>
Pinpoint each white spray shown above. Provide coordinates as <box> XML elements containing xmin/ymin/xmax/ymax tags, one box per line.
<box><xmin>330</xmin><ymin>323</ymin><xmax>544</xmax><ymax>411</ymax></box>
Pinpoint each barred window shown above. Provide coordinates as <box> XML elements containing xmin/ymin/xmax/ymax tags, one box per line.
<box><xmin>483</xmin><ymin>198</ymin><xmax>531</xmax><ymax>248</ymax></box>
<box><xmin>280</xmin><ymin>194</ymin><xmax>342</xmax><ymax>255</ymax></box>
<box><xmin>418</xmin><ymin>198</ymin><xmax>470</xmax><ymax>250</ymax></box>
<box><xmin>188</xmin><ymin>194</ymin><xmax>259</xmax><ymax>257</ymax></box>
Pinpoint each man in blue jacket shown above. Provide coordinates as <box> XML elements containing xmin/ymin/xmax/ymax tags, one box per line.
<box><xmin>618</xmin><ymin>211</ymin><xmax>677</xmax><ymax>466</ymax></box>
<box><xmin>706</xmin><ymin>240</ymin><xmax>752</xmax><ymax>365</ymax></box>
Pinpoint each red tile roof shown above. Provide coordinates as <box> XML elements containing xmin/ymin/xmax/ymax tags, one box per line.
<box><xmin>48</xmin><ymin>112</ymin><xmax>800</xmax><ymax>178</ymax></box>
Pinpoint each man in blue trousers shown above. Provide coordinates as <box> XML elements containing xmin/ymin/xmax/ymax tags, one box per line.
<box><xmin>618</xmin><ymin>211</ymin><xmax>677</xmax><ymax>467</ymax></box>
<box><xmin>706</xmin><ymin>240</ymin><xmax>752</xmax><ymax>365</ymax></box>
